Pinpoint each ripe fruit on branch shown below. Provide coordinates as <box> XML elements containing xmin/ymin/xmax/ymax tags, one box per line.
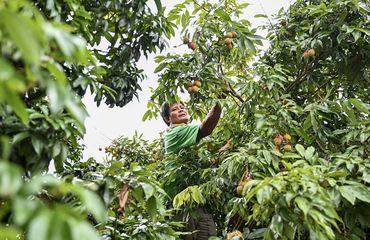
<box><xmin>303</xmin><ymin>48</ymin><xmax>315</xmax><ymax>58</ymax></box>
<box><xmin>308</xmin><ymin>48</ymin><xmax>315</xmax><ymax>56</ymax></box>
<box><xmin>192</xmin><ymin>85</ymin><xmax>200</xmax><ymax>93</ymax></box>
<box><xmin>283</xmin><ymin>133</ymin><xmax>291</xmax><ymax>142</ymax></box>
<box><xmin>188</xmin><ymin>42</ymin><xmax>196</xmax><ymax>50</ymax></box>
<box><xmin>227</xmin><ymin>230</ymin><xmax>242</xmax><ymax>240</ymax></box>
<box><xmin>273</xmin><ymin>134</ymin><xmax>284</xmax><ymax>146</ymax></box>
<box><xmin>226</xmin><ymin>43</ymin><xmax>233</xmax><ymax>49</ymax></box>
<box><xmin>182</xmin><ymin>36</ymin><xmax>189</xmax><ymax>44</ymax></box>
<box><xmin>187</xmin><ymin>81</ymin><xmax>193</xmax><ymax>87</ymax></box>
<box><xmin>225</xmin><ymin>32</ymin><xmax>233</xmax><ymax>38</ymax></box>
<box><xmin>187</xmin><ymin>86</ymin><xmax>194</xmax><ymax>94</ymax></box>
<box><xmin>320</xmin><ymin>179</ymin><xmax>330</xmax><ymax>188</ymax></box>
<box><xmin>231</xmin><ymin>31</ymin><xmax>238</xmax><ymax>38</ymax></box>
<box><xmin>283</xmin><ymin>144</ymin><xmax>292</xmax><ymax>152</ymax></box>
<box><xmin>224</xmin><ymin>38</ymin><xmax>233</xmax><ymax>44</ymax></box>
<box><xmin>194</xmin><ymin>80</ymin><xmax>202</xmax><ymax>87</ymax></box>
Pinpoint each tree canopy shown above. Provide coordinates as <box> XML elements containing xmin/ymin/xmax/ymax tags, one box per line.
<box><xmin>0</xmin><ymin>0</ymin><xmax>369</xmax><ymax>239</ymax></box>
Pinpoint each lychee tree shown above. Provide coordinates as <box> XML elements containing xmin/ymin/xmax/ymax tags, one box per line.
<box><xmin>144</xmin><ymin>0</ymin><xmax>370</xmax><ymax>239</ymax></box>
<box><xmin>0</xmin><ymin>0</ymin><xmax>175</xmax><ymax>239</ymax></box>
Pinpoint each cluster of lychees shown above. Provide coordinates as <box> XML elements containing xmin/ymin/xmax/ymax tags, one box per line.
<box><xmin>223</xmin><ymin>31</ymin><xmax>238</xmax><ymax>49</ymax></box>
<box><xmin>273</xmin><ymin>133</ymin><xmax>292</xmax><ymax>152</ymax></box>
<box><xmin>186</xmin><ymin>79</ymin><xmax>202</xmax><ymax>94</ymax></box>
<box><xmin>182</xmin><ymin>30</ymin><xmax>238</xmax><ymax>51</ymax></box>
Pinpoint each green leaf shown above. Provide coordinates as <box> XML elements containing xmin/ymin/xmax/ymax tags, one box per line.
<box><xmin>245</xmin><ymin>33</ymin><xmax>265</xmax><ymax>41</ymax></box>
<box><xmin>350</xmin><ymin>185</ymin><xmax>370</xmax><ymax>203</ymax></box>
<box><xmin>256</xmin><ymin>186</ymin><xmax>272</xmax><ymax>204</ymax></box>
<box><xmin>46</xmin><ymin>80</ymin><xmax>66</xmax><ymax>113</ymax></box>
<box><xmin>142</xmin><ymin>110</ymin><xmax>152</xmax><ymax>121</ymax></box>
<box><xmin>13</xmin><ymin>198</ymin><xmax>38</xmax><ymax>225</ymax></box>
<box><xmin>214</xmin><ymin>9</ymin><xmax>230</xmax><ymax>21</ymax></box>
<box><xmin>339</xmin><ymin>184</ymin><xmax>370</xmax><ymax>205</ymax></box>
<box><xmin>154</xmin><ymin>62</ymin><xmax>167</xmax><ymax>73</ymax></box>
<box><xmin>52</xmin><ymin>143</ymin><xmax>61</xmax><ymax>158</ymax></box>
<box><xmin>341</xmin><ymin>100</ymin><xmax>357</xmax><ymax>122</ymax></box>
<box><xmin>141</xmin><ymin>182</ymin><xmax>154</xmax><ymax>200</ymax></box>
<box><xmin>77</xmin><ymin>188</ymin><xmax>107</xmax><ymax>223</ymax></box>
<box><xmin>282</xmin><ymin>152</ymin><xmax>301</xmax><ymax>159</ymax></box>
<box><xmin>254</xmin><ymin>14</ymin><xmax>267</xmax><ymax>18</ymax></box>
<box><xmin>270</xmin><ymin>215</ymin><xmax>283</xmax><ymax>237</ymax></box>
<box><xmin>43</xmin><ymin>22</ymin><xmax>86</xmax><ymax>60</ymax></box>
<box><xmin>283</xmin><ymin>224</ymin><xmax>295</xmax><ymax>240</ymax></box>
<box><xmin>54</xmin><ymin>144</ymin><xmax>67</xmax><ymax>172</ymax></box>
<box><xmin>28</xmin><ymin>210</ymin><xmax>51</xmax><ymax>240</ymax></box>
<box><xmin>339</xmin><ymin>185</ymin><xmax>358</xmax><ymax>205</ymax></box>
<box><xmin>12</xmin><ymin>132</ymin><xmax>30</xmax><ymax>145</ymax></box>
<box><xmin>363</xmin><ymin>174</ymin><xmax>370</xmax><ymax>184</ymax></box>
<box><xmin>247</xmin><ymin>228</ymin><xmax>267</xmax><ymax>239</ymax></box>
<box><xmin>295</xmin><ymin>196</ymin><xmax>310</xmax><ymax>216</ymax></box>
<box><xmin>49</xmin><ymin>211</ymin><xmax>72</xmax><ymax>240</ymax></box>
<box><xmin>0</xmin><ymin>162</ymin><xmax>22</xmax><ymax>196</ymax></box>
<box><xmin>0</xmin><ymin>58</ymin><xmax>15</xmax><ymax>80</ymax></box>
<box><xmin>349</xmin><ymin>98</ymin><xmax>370</xmax><ymax>114</ymax></box>
<box><xmin>304</xmin><ymin>147</ymin><xmax>315</xmax><ymax>160</ymax></box>
<box><xmin>352</xmin><ymin>31</ymin><xmax>361</xmax><ymax>42</ymax></box>
<box><xmin>146</xmin><ymin>196</ymin><xmax>157</xmax><ymax>219</ymax></box>
<box><xmin>65</xmin><ymin>98</ymin><xmax>87</xmax><ymax>131</ymax></box>
<box><xmin>327</xmin><ymin>171</ymin><xmax>348</xmax><ymax>178</ymax></box>
<box><xmin>31</xmin><ymin>135</ymin><xmax>43</xmax><ymax>156</ymax></box>
<box><xmin>0</xmin><ymin>10</ymin><xmax>40</xmax><ymax>64</ymax></box>
<box><xmin>44</xmin><ymin>62</ymin><xmax>67</xmax><ymax>85</ymax></box>
<box><xmin>245</xmin><ymin>39</ymin><xmax>256</xmax><ymax>53</ymax></box>
<box><xmin>181</xmin><ymin>10</ymin><xmax>190</xmax><ymax>29</ymax></box>
<box><xmin>191</xmin><ymin>186</ymin><xmax>204</xmax><ymax>204</ymax></box>
<box><xmin>0</xmin><ymin>225</ymin><xmax>21</xmax><ymax>240</ymax></box>
<box><xmin>6</xmin><ymin>88</ymin><xmax>29</xmax><ymax>125</ymax></box>
<box><xmin>154</xmin><ymin>0</ymin><xmax>163</xmax><ymax>12</ymax></box>
<box><xmin>262</xmin><ymin>150</ymin><xmax>273</xmax><ymax>164</ymax></box>
<box><xmin>69</xmin><ymin>218</ymin><xmax>101</xmax><ymax>240</ymax></box>
<box><xmin>295</xmin><ymin>144</ymin><xmax>305</xmax><ymax>157</ymax></box>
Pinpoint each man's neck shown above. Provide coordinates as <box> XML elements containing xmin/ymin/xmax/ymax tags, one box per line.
<box><xmin>170</xmin><ymin>123</ymin><xmax>187</xmax><ymax>128</ymax></box>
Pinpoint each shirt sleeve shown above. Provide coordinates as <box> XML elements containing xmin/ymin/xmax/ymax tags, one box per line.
<box><xmin>164</xmin><ymin>125</ymin><xmax>199</xmax><ymax>154</ymax></box>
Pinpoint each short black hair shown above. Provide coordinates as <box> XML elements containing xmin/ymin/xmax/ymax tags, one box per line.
<box><xmin>160</xmin><ymin>102</ymin><xmax>171</xmax><ymax>126</ymax></box>
<box><xmin>160</xmin><ymin>101</ymin><xmax>185</xmax><ymax>126</ymax></box>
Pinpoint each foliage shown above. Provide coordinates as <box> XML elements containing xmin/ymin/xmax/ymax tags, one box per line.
<box><xmin>34</xmin><ymin>0</ymin><xmax>175</xmax><ymax>107</ymax></box>
<box><xmin>64</xmin><ymin>134</ymin><xmax>182</xmax><ymax>240</ymax></box>
<box><xmin>144</xmin><ymin>0</ymin><xmax>370</xmax><ymax>239</ymax></box>
<box><xmin>0</xmin><ymin>159</ymin><xmax>105</xmax><ymax>240</ymax></box>
<box><xmin>0</xmin><ymin>0</ymin><xmax>173</xmax><ymax>239</ymax></box>
<box><xmin>144</xmin><ymin>0</ymin><xmax>263</xmax><ymax>121</ymax></box>
<box><xmin>1</xmin><ymin>0</ymin><xmax>370</xmax><ymax>239</ymax></box>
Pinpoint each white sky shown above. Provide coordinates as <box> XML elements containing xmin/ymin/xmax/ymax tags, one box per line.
<box><xmin>82</xmin><ymin>0</ymin><xmax>292</xmax><ymax>161</ymax></box>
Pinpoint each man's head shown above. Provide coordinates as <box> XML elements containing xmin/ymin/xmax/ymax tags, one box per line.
<box><xmin>160</xmin><ymin>101</ymin><xmax>189</xmax><ymax>126</ymax></box>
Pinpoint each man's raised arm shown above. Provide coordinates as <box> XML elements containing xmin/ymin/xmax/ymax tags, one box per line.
<box><xmin>197</xmin><ymin>104</ymin><xmax>222</xmax><ymax>141</ymax></box>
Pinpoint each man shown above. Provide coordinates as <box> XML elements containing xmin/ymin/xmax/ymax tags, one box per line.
<box><xmin>161</xmin><ymin>101</ymin><xmax>222</xmax><ymax>154</ymax></box>
<box><xmin>160</xmin><ymin>101</ymin><xmax>222</xmax><ymax>240</ymax></box>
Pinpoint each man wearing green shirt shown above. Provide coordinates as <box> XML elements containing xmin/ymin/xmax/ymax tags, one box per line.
<box><xmin>160</xmin><ymin>101</ymin><xmax>222</xmax><ymax>240</ymax></box>
<box><xmin>161</xmin><ymin>101</ymin><xmax>222</xmax><ymax>154</ymax></box>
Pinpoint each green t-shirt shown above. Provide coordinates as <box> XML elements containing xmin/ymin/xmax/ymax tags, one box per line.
<box><xmin>164</xmin><ymin>125</ymin><xmax>199</xmax><ymax>154</ymax></box>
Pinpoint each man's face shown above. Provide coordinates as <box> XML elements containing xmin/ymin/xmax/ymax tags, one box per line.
<box><xmin>168</xmin><ymin>102</ymin><xmax>189</xmax><ymax>125</ymax></box>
